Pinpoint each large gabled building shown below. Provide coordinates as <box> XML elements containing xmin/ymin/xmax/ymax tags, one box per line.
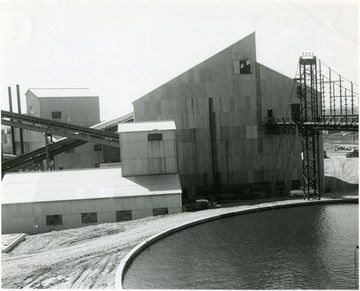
<box><xmin>133</xmin><ymin>32</ymin><xmax>305</xmax><ymax>200</ymax></box>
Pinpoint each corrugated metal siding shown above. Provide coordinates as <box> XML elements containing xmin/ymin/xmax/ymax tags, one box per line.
<box><xmin>22</xmin><ymin>91</ymin><xmax>103</xmax><ymax>169</ymax></box>
<box><xmin>132</xmin><ymin>33</ymin><xmax>302</xmax><ymax>198</ymax></box>
<box><xmin>38</xmin><ymin>97</ymin><xmax>100</xmax><ymax>127</ymax></box>
<box><xmin>1</xmin><ymin>194</ymin><xmax>182</xmax><ymax>234</ymax></box>
<box><xmin>120</xmin><ymin>128</ymin><xmax>178</xmax><ymax>177</ymax></box>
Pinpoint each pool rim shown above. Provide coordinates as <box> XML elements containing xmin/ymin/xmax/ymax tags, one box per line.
<box><xmin>115</xmin><ymin>197</ymin><xmax>358</xmax><ymax>289</ymax></box>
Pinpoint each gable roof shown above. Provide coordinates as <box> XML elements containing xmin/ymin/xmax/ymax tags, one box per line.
<box><xmin>97</xmin><ymin>112</ymin><xmax>134</xmax><ymax>130</ymax></box>
<box><xmin>133</xmin><ymin>32</ymin><xmax>257</xmax><ymax>103</ymax></box>
<box><xmin>1</xmin><ymin>168</ymin><xmax>182</xmax><ymax>204</ymax></box>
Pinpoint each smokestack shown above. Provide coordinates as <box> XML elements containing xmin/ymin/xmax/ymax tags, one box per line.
<box><xmin>8</xmin><ymin>87</ymin><xmax>16</xmax><ymax>155</ymax></box>
<box><xmin>16</xmin><ymin>84</ymin><xmax>25</xmax><ymax>154</ymax></box>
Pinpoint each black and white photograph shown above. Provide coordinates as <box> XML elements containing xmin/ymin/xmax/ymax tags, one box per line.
<box><xmin>0</xmin><ymin>0</ymin><xmax>358</xmax><ymax>289</ymax></box>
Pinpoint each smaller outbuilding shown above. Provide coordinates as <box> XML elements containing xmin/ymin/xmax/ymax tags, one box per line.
<box><xmin>1</xmin><ymin>167</ymin><xmax>182</xmax><ymax>235</ymax></box>
<box><xmin>2</xmin><ymin>121</ymin><xmax>183</xmax><ymax>235</ymax></box>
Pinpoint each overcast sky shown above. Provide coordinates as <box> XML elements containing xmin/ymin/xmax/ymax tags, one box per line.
<box><xmin>0</xmin><ymin>0</ymin><xmax>358</xmax><ymax>121</ymax></box>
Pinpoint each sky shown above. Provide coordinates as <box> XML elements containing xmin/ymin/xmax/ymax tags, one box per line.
<box><xmin>0</xmin><ymin>0</ymin><xmax>359</xmax><ymax>121</ymax></box>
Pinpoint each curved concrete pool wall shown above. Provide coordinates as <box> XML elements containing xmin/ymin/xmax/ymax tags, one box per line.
<box><xmin>115</xmin><ymin>197</ymin><xmax>358</xmax><ymax>289</ymax></box>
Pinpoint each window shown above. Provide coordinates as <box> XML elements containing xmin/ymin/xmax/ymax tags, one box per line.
<box><xmin>94</xmin><ymin>144</ymin><xmax>102</xmax><ymax>151</ymax></box>
<box><xmin>240</xmin><ymin>60</ymin><xmax>252</xmax><ymax>74</ymax></box>
<box><xmin>29</xmin><ymin>106</ymin><xmax>34</xmax><ymax>114</ymax></box>
<box><xmin>65</xmin><ymin>148</ymin><xmax>74</xmax><ymax>154</ymax></box>
<box><xmin>233</xmin><ymin>59</ymin><xmax>253</xmax><ymax>75</ymax></box>
<box><xmin>81</xmin><ymin>212</ymin><xmax>97</xmax><ymax>224</ymax></box>
<box><xmin>46</xmin><ymin>215</ymin><xmax>63</xmax><ymax>226</ymax></box>
<box><xmin>116</xmin><ymin>210</ymin><xmax>132</xmax><ymax>222</ymax></box>
<box><xmin>153</xmin><ymin>208</ymin><xmax>168</xmax><ymax>216</ymax></box>
<box><xmin>148</xmin><ymin>133</ymin><xmax>163</xmax><ymax>141</ymax></box>
<box><xmin>51</xmin><ymin>111</ymin><xmax>62</xmax><ymax>119</ymax></box>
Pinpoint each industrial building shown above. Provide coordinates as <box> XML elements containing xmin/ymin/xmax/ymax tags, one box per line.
<box><xmin>10</xmin><ymin>88</ymin><xmax>121</xmax><ymax>170</ymax></box>
<box><xmin>133</xmin><ymin>32</ymin><xmax>305</xmax><ymax>199</ymax></box>
<box><xmin>2</xmin><ymin>121</ymin><xmax>182</xmax><ymax>234</ymax></box>
<box><xmin>2</xmin><ymin>32</ymin><xmax>329</xmax><ymax>234</ymax></box>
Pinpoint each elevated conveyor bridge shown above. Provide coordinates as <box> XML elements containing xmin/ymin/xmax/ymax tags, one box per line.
<box><xmin>264</xmin><ymin>55</ymin><xmax>358</xmax><ymax>200</ymax></box>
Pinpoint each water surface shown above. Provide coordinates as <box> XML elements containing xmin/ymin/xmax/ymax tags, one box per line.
<box><xmin>123</xmin><ymin>203</ymin><xmax>359</xmax><ymax>289</ymax></box>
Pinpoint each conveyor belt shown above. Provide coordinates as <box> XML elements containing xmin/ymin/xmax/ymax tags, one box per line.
<box><xmin>2</xmin><ymin>139</ymin><xmax>87</xmax><ymax>173</ymax></box>
<box><xmin>1</xmin><ymin>110</ymin><xmax>120</xmax><ymax>147</ymax></box>
<box><xmin>264</xmin><ymin>114</ymin><xmax>358</xmax><ymax>135</ymax></box>
<box><xmin>1</xmin><ymin>112</ymin><xmax>133</xmax><ymax>174</ymax></box>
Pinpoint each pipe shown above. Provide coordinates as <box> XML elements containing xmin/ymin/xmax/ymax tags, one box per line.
<box><xmin>16</xmin><ymin>84</ymin><xmax>25</xmax><ymax>154</ymax></box>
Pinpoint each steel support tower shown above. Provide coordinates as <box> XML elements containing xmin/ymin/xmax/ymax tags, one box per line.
<box><xmin>297</xmin><ymin>56</ymin><xmax>321</xmax><ymax>199</ymax></box>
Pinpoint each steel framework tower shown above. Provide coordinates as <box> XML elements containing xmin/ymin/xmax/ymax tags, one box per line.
<box><xmin>297</xmin><ymin>56</ymin><xmax>321</xmax><ymax>200</ymax></box>
<box><xmin>264</xmin><ymin>54</ymin><xmax>358</xmax><ymax>200</ymax></box>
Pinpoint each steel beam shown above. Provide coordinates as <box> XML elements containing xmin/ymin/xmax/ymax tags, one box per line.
<box><xmin>1</xmin><ymin>110</ymin><xmax>120</xmax><ymax>147</ymax></box>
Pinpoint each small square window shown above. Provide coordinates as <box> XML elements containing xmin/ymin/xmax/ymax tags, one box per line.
<box><xmin>153</xmin><ymin>208</ymin><xmax>168</xmax><ymax>216</ymax></box>
<box><xmin>46</xmin><ymin>215</ymin><xmax>63</xmax><ymax>226</ymax></box>
<box><xmin>81</xmin><ymin>212</ymin><xmax>97</xmax><ymax>224</ymax></box>
<box><xmin>116</xmin><ymin>210</ymin><xmax>132</xmax><ymax>222</ymax></box>
<box><xmin>51</xmin><ymin>111</ymin><xmax>62</xmax><ymax>119</ymax></box>
<box><xmin>148</xmin><ymin>133</ymin><xmax>163</xmax><ymax>141</ymax></box>
<box><xmin>94</xmin><ymin>144</ymin><xmax>102</xmax><ymax>151</ymax></box>
<box><xmin>240</xmin><ymin>59</ymin><xmax>252</xmax><ymax>74</ymax></box>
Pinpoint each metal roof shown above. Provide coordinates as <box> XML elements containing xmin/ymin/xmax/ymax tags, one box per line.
<box><xmin>118</xmin><ymin>121</ymin><xmax>176</xmax><ymax>133</ymax></box>
<box><xmin>97</xmin><ymin>112</ymin><xmax>134</xmax><ymax>130</ymax></box>
<box><xmin>27</xmin><ymin>88</ymin><xmax>98</xmax><ymax>98</ymax></box>
<box><xmin>1</xmin><ymin>168</ymin><xmax>182</xmax><ymax>204</ymax></box>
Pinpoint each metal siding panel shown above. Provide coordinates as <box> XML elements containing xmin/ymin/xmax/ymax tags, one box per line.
<box><xmin>97</xmin><ymin>211</ymin><xmax>116</xmax><ymax>224</ymax></box>
<box><xmin>165</xmin><ymin>157</ymin><xmax>177</xmax><ymax>173</ymax></box>
<box><xmin>132</xmin><ymin>209</ymin><xmax>153</xmax><ymax>220</ymax></box>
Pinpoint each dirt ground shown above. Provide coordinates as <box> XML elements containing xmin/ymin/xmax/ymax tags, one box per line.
<box><xmin>323</xmin><ymin>132</ymin><xmax>358</xmax><ymax>187</ymax></box>
<box><xmin>2</xmin><ymin>133</ymin><xmax>358</xmax><ymax>289</ymax></box>
<box><xmin>1</xmin><ymin>203</ymin><xmax>300</xmax><ymax>289</ymax></box>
